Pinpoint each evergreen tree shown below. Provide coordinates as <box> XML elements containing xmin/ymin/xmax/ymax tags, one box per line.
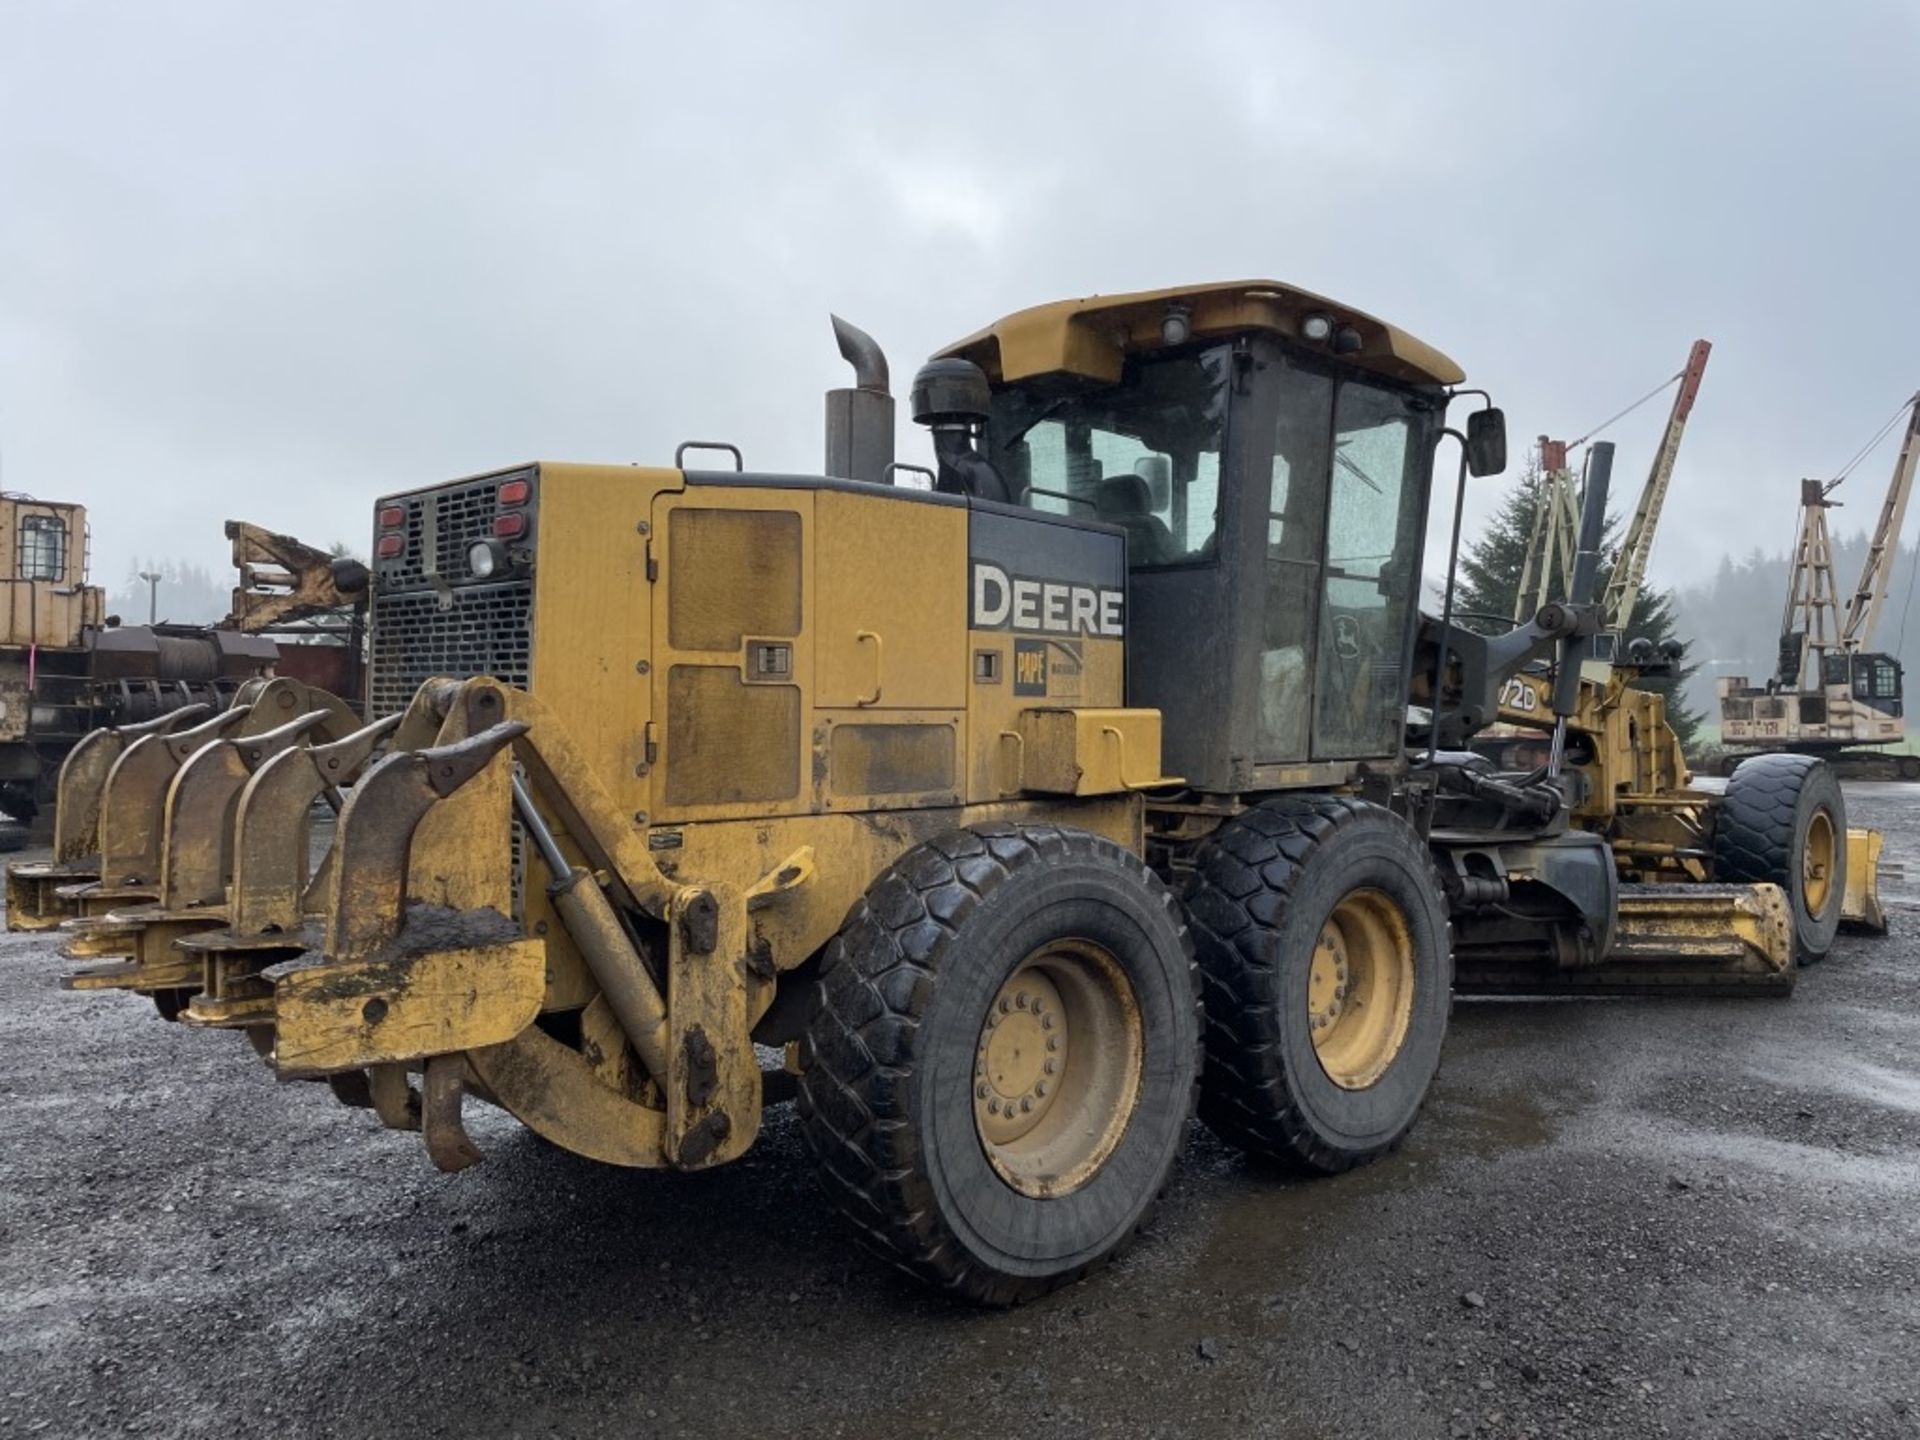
<box><xmin>1447</xmin><ymin>454</ymin><xmax>1704</xmax><ymax>748</ymax></box>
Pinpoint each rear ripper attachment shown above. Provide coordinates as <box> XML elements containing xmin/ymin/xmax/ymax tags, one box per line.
<box><xmin>65</xmin><ymin>674</ymin><xmax>770</xmax><ymax>1176</ymax></box>
<box><xmin>48</xmin><ymin>678</ymin><xmax>364</xmax><ymax>1010</ymax></box>
<box><xmin>6</xmin><ymin>704</ymin><xmax>213</xmax><ymax>931</ymax></box>
<box><xmin>9</xmin><ymin>677</ymin><xmax>361</xmax><ymax>936</ymax></box>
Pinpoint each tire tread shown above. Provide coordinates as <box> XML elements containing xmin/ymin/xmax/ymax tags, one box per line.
<box><xmin>1186</xmin><ymin>794</ymin><xmax>1448</xmax><ymax>1174</ymax></box>
<box><xmin>1712</xmin><ymin>752</ymin><xmax>1843</xmax><ymax>961</ymax></box>
<box><xmin>797</xmin><ymin>823</ymin><xmax>1200</xmax><ymax>1305</ymax></box>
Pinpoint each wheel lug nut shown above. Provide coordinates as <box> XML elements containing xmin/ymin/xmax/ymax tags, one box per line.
<box><xmin>1015</xmin><ymin>992</ymin><xmax>1029</xmax><ymax>1010</ymax></box>
<box><xmin>1047</xmin><ymin>1035</ymin><xmax>1060</xmax><ymax>1052</ymax></box>
<box><xmin>976</xmin><ymin>1082</ymin><xmax>989</xmax><ymax>1099</ymax></box>
<box><xmin>1020</xmin><ymin>1097</ymin><xmax>1033</xmax><ymax>1113</ymax></box>
<box><xmin>988</xmin><ymin>1098</ymin><xmax>1001</xmax><ymax>1115</ymax></box>
<box><xmin>1040</xmin><ymin>1013</ymin><xmax>1055</xmax><ymax>1030</ymax></box>
<box><xmin>1034</xmin><ymin>1081</ymin><xmax>1047</xmax><ymax>1098</ymax></box>
<box><xmin>1043</xmin><ymin>1058</ymin><xmax>1058</xmax><ymax>1076</ymax></box>
<box><xmin>999</xmin><ymin>997</ymin><xmax>1012</xmax><ymax>1013</ymax></box>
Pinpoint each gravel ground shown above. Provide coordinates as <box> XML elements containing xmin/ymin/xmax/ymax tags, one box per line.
<box><xmin>2</xmin><ymin>785</ymin><xmax>1917</xmax><ymax>1440</ymax></box>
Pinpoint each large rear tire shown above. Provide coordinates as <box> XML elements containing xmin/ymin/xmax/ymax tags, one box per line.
<box><xmin>1186</xmin><ymin>795</ymin><xmax>1451</xmax><ymax>1174</ymax></box>
<box><xmin>1712</xmin><ymin>752</ymin><xmax>1844</xmax><ymax>963</ymax></box>
<box><xmin>798</xmin><ymin>824</ymin><xmax>1200</xmax><ymax>1305</ymax></box>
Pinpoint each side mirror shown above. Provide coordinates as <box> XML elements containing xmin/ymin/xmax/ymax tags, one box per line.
<box><xmin>1466</xmin><ymin>407</ymin><xmax>1507</xmax><ymax>477</ymax></box>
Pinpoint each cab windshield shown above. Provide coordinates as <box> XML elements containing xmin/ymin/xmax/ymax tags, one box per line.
<box><xmin>987</xmin><ymin>341</ymin><xmax>1436</xmax><ymax>763</ymax></box>
<box><xmin>986</xmin><ymin>345</ymin><xmax>1232</xmax><ymax>567</ymax></box>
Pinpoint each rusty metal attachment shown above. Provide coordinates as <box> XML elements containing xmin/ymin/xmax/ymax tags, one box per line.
<box><xmin>225</xmin><ymin>520</ymin><xmax>366</xmax><ymax>633</ymax></box>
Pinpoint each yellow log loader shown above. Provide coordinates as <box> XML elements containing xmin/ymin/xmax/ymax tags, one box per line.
<box><xmin>19</xmin><ymin>281</ymin><xmax>1885</xmax><ymax>1303</ymax></box>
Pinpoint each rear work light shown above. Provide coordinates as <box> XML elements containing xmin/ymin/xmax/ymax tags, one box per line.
<box><xmin>377</xmin><ymin>505</ymin><xmax>405</xmax><ymax>530</ymax></box>
<box><xmin>376</xmin><ymin>533</ymin><xmax>405</xmax><ymax>559</ymax></box>
<box><xmin>497</xmin><ymin>478</ymin><xmax>530</xmax><ymax>506</ymax></box>
<box><xmin>493</xmin><ymin>511</ymin><xmax>527</xmax><ymax>540</ymax></box>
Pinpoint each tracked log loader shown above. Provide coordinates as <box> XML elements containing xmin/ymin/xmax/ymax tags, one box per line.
<box><xmin>19</xmin><ymin>281</ymin><xmax>1884</xmax><ymax>1303</ymax></box>
<box><xmin>1717</xmin><ymin>394</ymin><xmax>1920</xmax><ymax>777</ymax></box>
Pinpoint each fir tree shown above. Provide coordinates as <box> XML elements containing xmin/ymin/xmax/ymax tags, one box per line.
<box><xmin>1447</xmin><ymin>454</ymin><xmax>1704</xmax><ymax>747</ymax></box>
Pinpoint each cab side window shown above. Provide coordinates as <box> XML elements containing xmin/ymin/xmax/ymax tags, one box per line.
<box><xmin>1312</xmin><ymin>385</ymin><xmax>1423</xmax><ymax>760</ymax></box>
<box><xmin>991</xmin><ymin>346</ymin><xmax>1232</xmax><ymax>569</ymax></box>
<box><xmin>1256</xmin><ymin>370</ymin><xmax>1333</xmax><ymax>760</ymax></box>
<box><xmin>19</xmin><ymin>515</ymin><xmax>67</xmax><ymax>582</ymax></box>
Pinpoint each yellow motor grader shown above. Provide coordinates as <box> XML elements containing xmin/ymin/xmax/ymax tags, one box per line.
<box><xmin>17</xmin><ymin>281</ymin><xmax>1883</xmax><ymax>1304</ymax></box>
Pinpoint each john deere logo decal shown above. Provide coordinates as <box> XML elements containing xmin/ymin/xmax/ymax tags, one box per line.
<box><xmin>970</xmin><ymin>562</ymin><xmax>1124</xmax><ymax>638</ymax></box>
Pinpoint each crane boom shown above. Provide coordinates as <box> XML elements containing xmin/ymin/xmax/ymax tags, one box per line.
<box><xmin>1839</xmin><ymin>394</ymin><xmax>1920</xmax><ymax>649</ymax></box>
<box><xmin>1776</xmin><ymin>478</ymin><xmax>1846</xmax><ymax>688</ymax></box>
<box><xmin>1601</xmin><ymin>339</ymin><xmax>1712</xmax><ymax>634</ymax></box>
<box><xmin>1513</xmin><ymin>438</ymin><xmax>1582</xmax><ymax>623</ymax></box>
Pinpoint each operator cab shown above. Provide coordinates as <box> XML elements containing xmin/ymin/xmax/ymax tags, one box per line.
<box><xmin>1822</xmin><ymin>649</ymin><xmax>1904</xmax><ymax>718</ymax></box>
<box><xmin>931</xmin><ymin>282</ymin><xmax>1467</xmax><ymax>794</ymax></box>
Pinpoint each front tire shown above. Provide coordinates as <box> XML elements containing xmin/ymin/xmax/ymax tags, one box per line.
<box><xmin>1186</xmin><ymin>795</ymin><xmax>1451</xmax><ymax>1173</ymax></box>
<box><xmin>798</xmin><ymin>824</ymin><xmax>1200</xmax><ymax>1305</ymax></box>
<box><xmin>1713</xmin><ymin>752</ymin><xmax>1844</xmax><ymax>963</ymax></box>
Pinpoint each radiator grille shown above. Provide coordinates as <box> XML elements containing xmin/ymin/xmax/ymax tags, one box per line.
<box><xmin>368</xmin><ymin>581</ymin><xmax>534</xmax><ymax>718</ymax></box>
<box><xmin>380</xmin><ymin>472</ymin><xmax>529</xmax><ymax>592</ymax></box>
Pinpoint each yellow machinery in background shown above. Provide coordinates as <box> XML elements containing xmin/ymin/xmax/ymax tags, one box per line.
<box><xmin>1468</xmin><ymin>650</ymin><xmax>1886</xmax><ymax>994</ymax></box>
<box><xmin>15</xmin><ymin>281</ymin><xmax>1883</xmax><ymax>1304</ymax></box>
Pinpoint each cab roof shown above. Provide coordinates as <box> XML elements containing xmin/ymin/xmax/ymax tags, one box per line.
<box><xmin>934</xmin><ymin>279</ymin><xmax>1465</xmax><ymax>390</ymax></box>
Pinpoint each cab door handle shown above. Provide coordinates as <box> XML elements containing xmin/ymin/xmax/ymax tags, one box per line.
<box><xmin>854</xmin><ymin>631</ymin><xmax>882</xmax><ymax>706</ymax></box>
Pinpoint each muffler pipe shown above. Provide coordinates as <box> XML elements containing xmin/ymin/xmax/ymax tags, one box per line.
<box><xmin>512</xmin><ymin>775</ymin><xmax>671</xmax><ymax>1083</ymax></box>
<box><xmin>831</xmin><ymin>314</ymin><xmax>889</xmax><ymax>393</ymax></box>
<box><xmin>824</xmin><ymin>315</ymin><xmax>895</xmax><ymax>483</ymax></box>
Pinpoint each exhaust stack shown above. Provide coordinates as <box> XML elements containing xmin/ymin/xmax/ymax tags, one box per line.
<box><xmin>825</xmin><ymin>315</ymin><xmax>895</xmax><ymax>483</ymax></box>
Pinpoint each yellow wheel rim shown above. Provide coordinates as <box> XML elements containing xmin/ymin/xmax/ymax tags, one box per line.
<box><xmin>1803</xmin><ymin>808</ymin><xmax>1836</xmax><ymax>917</ymax></box>
<box><xmin>1308</xmin><ymin>888</ymin><xmax>1416</xmax><ymax>1090</ymax></box>
<box><xmin>974</xmin><ymin>939</ymin><xmax>1143</xmax><ymax>1198</ymax></box>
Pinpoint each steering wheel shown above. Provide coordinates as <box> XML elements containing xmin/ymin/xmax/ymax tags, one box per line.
<box><xmin>1332</xmin><ymin>613</ymin><xmax>1363</xmax><ymax>661</ymax></box>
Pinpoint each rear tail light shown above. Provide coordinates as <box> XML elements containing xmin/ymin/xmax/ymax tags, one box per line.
<box><xmin>493</xmin><ymin>512</ymin><xmax>527</xmax><ymax>540</ymax></box>
<box><xmin>497</xmin><ymin>478</ymin><xmax>530</xmax><ymax>506</ymax></box>
<box><xmin>376</xmin><ymin>533</ymin><xmax>405</xmax><ymax>559</ymax></box>
<box><xmin>378</xmin><ymin>505</ymin><xmax>406</xmax><ymax>530</ymax></box>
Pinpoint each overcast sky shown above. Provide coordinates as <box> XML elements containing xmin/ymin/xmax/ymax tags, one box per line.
<box><xmin>3</xmin><ymin>2</ymin><xmax>1917</xmax><ymax>599</ymax></box>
